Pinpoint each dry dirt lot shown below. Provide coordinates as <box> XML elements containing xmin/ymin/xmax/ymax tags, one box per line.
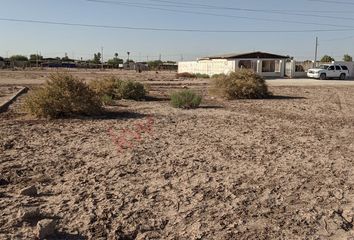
<box><xmin>1</xmin><ymin>70</ymin><xmax>354</xmax><ymax>239</ymax></box>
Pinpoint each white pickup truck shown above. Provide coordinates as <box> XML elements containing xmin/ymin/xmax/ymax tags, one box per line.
<box><xmin>307</xmin><ymin>64</ymin><xmax>349</xmax><ymax>80</ymax></box>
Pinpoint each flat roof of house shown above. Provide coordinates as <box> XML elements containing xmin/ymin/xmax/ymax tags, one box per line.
<box><xmin>200</xmin><ymin>51</ymin><xmax>289</xmax><ymax>60</ymax></box>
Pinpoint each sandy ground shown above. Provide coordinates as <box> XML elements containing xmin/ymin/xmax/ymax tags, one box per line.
<box><xmin>1</xmin><ymin>71</ymin><xmax>354</xmax><ymax>239</ymax></box>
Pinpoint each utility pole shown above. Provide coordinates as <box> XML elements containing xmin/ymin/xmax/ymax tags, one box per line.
<box><xmin>101</xmin><ymin>47</ymin><xmax>104</xmax><ymax>70</ymax></box>
<box><xmin>36</xmin><ymin>51</ymin><xmax>39</xmax><ymax>68</ymax></box>
<box><xmin>314</xmin><ymin>37</ymin><xmax>318</xmax><ymax>68</ymax></box>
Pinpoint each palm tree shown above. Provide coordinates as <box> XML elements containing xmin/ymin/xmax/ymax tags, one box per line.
<box><xmin>115</xmin><ymin>53</ymin><xmax>118</xmax><ymax>59</ymax></box>
<box><xmin>127</xmin><ymin>51</ymin><xmax>130</xmax><ymax>62</ymax></box>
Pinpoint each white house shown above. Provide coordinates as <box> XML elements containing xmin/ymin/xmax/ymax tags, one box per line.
<box><xmin>178</xmin><ymin>51</ymin><xmax>288</xmax><ymax>78</ymax></box>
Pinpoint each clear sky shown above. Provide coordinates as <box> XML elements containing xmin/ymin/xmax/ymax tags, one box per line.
<box><xmin>0</xmin><ymin>0</ymin><xmax>354</xmax><ymax>61</ymax></box>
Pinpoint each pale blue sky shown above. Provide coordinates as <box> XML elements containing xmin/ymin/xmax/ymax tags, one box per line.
<box><xmin>0</xmin><ymin>0</ymin><xmax>354</xmax><ymax>61</ymax></box>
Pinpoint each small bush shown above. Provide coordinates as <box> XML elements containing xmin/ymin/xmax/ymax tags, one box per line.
<box><xmin>89</xmin><ymin>77</ymin><xmax>123</xmax><ymax>103</ymax></box>
<box><xmin>209</xmin><ymin>70</ymin><xmax>270</xmax><ymax>99</ymax></box>
<box><xmin>23</xmin><ymin>73</ymin><xmax>102</xmax><ymax>118</ymax></box>
<box><xmin>170</xmin><ymin>89</ymin><xmax>202</xmax><ymax>109</ymax></box>
<box><xmin>211</xmin><ymin>73</ymin><xmax>226</xmax><ymax>79</ymax></box>
<box><xmin>176</xmin><ymin>72</ymin><xmax>197</xmax><ymax>78</ymax></box>
<box><xmin>101</xmin><ymin>94</ymin><xmax>114</xmax><ymax>105</ymax></box>
<box><xmin>195</xmin><ymin>73</ymin><xmax>210</xmax><ymax>79</ymax></box>
<box><xmin>89</xmin><ymin>77</ymin><xmax>147</xmax><ymax>102</ymax></box>
<box><xmin>119</xmin><ymin>80</ymin><xmax>147</xmax><ymax>101</ymax></box>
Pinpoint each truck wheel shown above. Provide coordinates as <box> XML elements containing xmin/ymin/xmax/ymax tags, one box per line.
<box><xmin>340</xmin><ymin>73</ymin><xmax>346</xmax><ymax>80</ymax></box>
<box><xmin>320</xmin><ymin>73</ymin><xmax>326</xmax><ymax>80</ymax></box>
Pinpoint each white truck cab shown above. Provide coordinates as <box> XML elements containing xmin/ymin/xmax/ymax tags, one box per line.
<box><xmin>307</xmin><ymin>64</ymin><xmax>349</xmax><ymax>80</ymax></box>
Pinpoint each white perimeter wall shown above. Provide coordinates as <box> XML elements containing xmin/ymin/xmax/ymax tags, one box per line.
<box><xmin>178</xmin><ymin>59</ymin><xmax>285</xmax><ymax>77</ymax></box>
<box><xmin>178</xmin><ymin>59</ymin><xmax>236</xmax><ymax>76</ymax></box>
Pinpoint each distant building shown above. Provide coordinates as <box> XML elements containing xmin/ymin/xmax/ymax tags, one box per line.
<box><xmin>123</xmin><ymin>62</ymin><xmax>149</xmax><ymax>71</ymax></box>
<box><xmin>159</xmin><ymin>62</ymin><xmax>178</xmax><ymax>71</ymax></box>
<box><xmin>123</xmin><ymin>61</ymin><xmax>136</xmax><ymax>70</ymax></box>
<box><xmin>0</xmin><ymin>57</ymin><xmax>4</xmax><ymax>68</ymax></box>
<box><xmin>41</xmin><ymin>58</ymin><xmax>76</xmax><ymax>68</ymax></box>
<box><xmin>178</xmin><ymin>51</ymin><xmax>289</xmax><ymax>78</ymax></box>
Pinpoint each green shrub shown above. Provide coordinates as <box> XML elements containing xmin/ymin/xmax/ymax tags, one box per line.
<box><xmin>89</xmin><ymin>77</ymin><xmax>123</xmax><ymax>102</ymax></box>
<box><xmin>176</xmin><ymin>72</ymin><xmax>197</xmax><ymax>78</ymax></box>
<box><xmin>23</xmin><ymin>73</ymin><xmax>102</xmax><ymax>118</ymax></box>
<box><xmin>101</xmin><ymin>94</ymin><xmax>114</xmax><ymax>105</ymax></box>
<box><xmin>89</xmin><ymin>77</ymin><xmax>147</xmax><ymax>102</ymax></box>
<box><xmin>119</xmin><ymin>80</ymin><xmax>147</xmax><ymax>100</ymax></box>
<box><xmin>211</xmin><ymin>73</ymin><xmax>226</xmax><ymax>79</ymax></box>
<box><xmin>195</xmin><ymin>73</ymin><xmax>210</xmax><ymax>79</ymax></box>
<box><xmin>170</xmin><ymin>89</ymin><xmax>202</xmax><ymax>109</ymax></box>
<box><xmin>209</xmin><ymin>70</ymin><xmax>270</xmax><ymax>99</ymax></box>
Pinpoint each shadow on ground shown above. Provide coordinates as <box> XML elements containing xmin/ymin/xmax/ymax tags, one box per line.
<box><xmin>266</xmin><ymin>95</ymin><xmax>306</xmax><ymax>100</ymax></box>
<box><xmin>199</xmin><ymin>105</ymin><xmax>224</xmax><ymax>109</ymax></box>
<box><xmin>78</xmin><ymin>111</ymin><xmax>148</xmax><ymax>120</ymax></box>
<box><xmin>145</xmin><ymin>95</ymin><xmax>170</xmax><ymax>102</ymax></box>
<box><xmin>5</xmin><ymin>111</ymin><xmax>148</xmax><ymax>123</ymax></box>
<box><xmin>54</xmin><ymin>232</ymin><xmax>86</xmax><ymax>240</ymax></box>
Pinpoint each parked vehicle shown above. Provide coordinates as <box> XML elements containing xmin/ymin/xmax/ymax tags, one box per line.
<box><xmin>307</xmin><ymin>64</ymin><xmax>349</xmax><ymax>80</ymax></box>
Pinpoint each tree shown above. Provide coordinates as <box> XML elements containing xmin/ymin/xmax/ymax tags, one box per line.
<box><xmin>127</xmin><ymin>51</ymin><xmax>130</xmax><ymax>62</ymax></box>
<box><xmin>10</xmin><ymin>55</ymin><xmax>28</xmax><ymax>61</ymax></box>
<box><xmin>343</xmin><ymin>54</ymin><xmax>353</xmax><ymax>62</ymax></box>
<box><xmin>107</xmin><ymin>56</ymin><xmax>123</xmax><ymax>68</ymax></box>
<box><xmin>147</xmin><ymin>60</ymin><xmax>163</xmax><ymax>70</ymax></box>
<box><xmin>0</xmin><ymin>56</ymin><xmax>4</xmax><ymax>61</ymax></box>
<box><xmin>29</xmin><ymin>54</ymin><xmax>43</xmax><ymax>61</ymax></box>
<box><xmin>93</xmin><ymin>52</ymin><xmax>101</xmax><ymax>64</ymax></box>
<box><xmin>320</xmin><ymin>55</ymin><xmax>335</xmax><ymax>63</ymax></box>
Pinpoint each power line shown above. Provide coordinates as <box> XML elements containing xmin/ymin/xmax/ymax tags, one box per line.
<box><xmin>86</xmin><ymin>0</ymin><xmax>354</xmax><ymax>29</ymax></box>
<box><xmin>1</xmin><ymin>17</ymin><xmax>354</xmax><ymax>33</ymax></box>
<box><xmin>322</xmin><ymin>35</ymin><xmax>354</xmax><ymax>41</ymax></box>
<box><xmin>145</xmin><ymin>0</ymin><xmax>354</xmax><ymax>20</ymax></box>
<box><xmin>308</xmin><ymin>0</ymin><xmax>354</xmax><ymax>5</ymax></box>
<box><xmin>89</xmin><ymin>0</ymin><xmax>354</xmax><ymax>13</ymax></box>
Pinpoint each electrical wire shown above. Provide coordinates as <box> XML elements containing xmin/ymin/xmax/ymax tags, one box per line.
<box><xmin>308</xmin><ymin>0</ymin><xmax>354</xmax><ymax>5</ymax></box>
<box><xmin>86</xmin><ymin>0</ymin><xmax>354</xmax><ymax>29</ymax></box>
<box><xmin>144</xmin><ymin>0</ymin><xmax>354</xmax><ymax>19</ymax></box>
<box><xmin>1</xmin><ymin>17</ymin><xmax>354</xmax><ymax>33</ymax></box>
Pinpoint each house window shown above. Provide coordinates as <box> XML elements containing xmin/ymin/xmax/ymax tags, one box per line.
<box><xmin>262</xmin><ymin>60</ymin><xmax>281</xmax><ymax>72</ymax></box>
<box><xmin>238</xmin><ymin>60</ymin><xmax>257</xmax><ymax>71</ymax></box>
